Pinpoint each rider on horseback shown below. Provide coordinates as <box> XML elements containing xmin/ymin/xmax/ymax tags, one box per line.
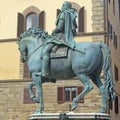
<box><xmin>35</xmin><ymin>1</ymin><xmax>77</xmax><ymax>77</ymax></box>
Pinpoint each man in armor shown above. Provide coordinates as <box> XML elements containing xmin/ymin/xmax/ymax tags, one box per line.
<box><xmin>52</xmin><ymin>1</ymin><xmax>77</xmax><ymax>49</ymax></box>
<box><xmin>35</xmin><ymin>1</ymin><xmax>77</xmax><ymax>77</ymax></box>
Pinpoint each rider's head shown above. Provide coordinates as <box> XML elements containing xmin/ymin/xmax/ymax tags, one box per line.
<box><xmin>62</xmin><ymin>1</ymin><xmax>72</xmax><ymax>11</ymax></box>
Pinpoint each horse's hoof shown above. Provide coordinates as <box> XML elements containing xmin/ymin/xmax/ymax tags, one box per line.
<box><xmin>97</xmin><ymin>108</ymin><xmax>106</xmax><ymax>113</ymax></box>
<box><xmin>34</xmin><ymin>109</ymin><xmax>42</xmax><ymax>114</ymax></box>
<box><xmin>31</xmin><ymin>97</ymin><xmax>40</xmax><ymax>103</ymax></box>
<box><xmin>71</xmin><ymin>103</ymin><xmax>78</xmax><ymax>111</ymax></box>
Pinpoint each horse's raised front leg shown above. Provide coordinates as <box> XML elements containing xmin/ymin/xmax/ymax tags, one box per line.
<box><xmin>71</xmin><ymin>74</ymin><xmax>93</xmax><ymax>111</ymax></box>
<box><xmin>28</xmin><ymin>81</ymin><xmax>39</xmax><ymax>103</ymax></box>
<box><xmin>32</xmin><ymin>73</ymin><xmax>44</xmax><ymax>114</ymax></box>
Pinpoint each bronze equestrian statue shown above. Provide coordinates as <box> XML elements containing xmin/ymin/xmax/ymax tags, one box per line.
<box><xmin>17</xmin><ymin>27</ymin><xmax>115</xmax><ymax>114</ymax></box>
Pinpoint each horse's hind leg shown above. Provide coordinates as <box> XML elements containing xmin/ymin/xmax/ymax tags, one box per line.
<box><xmin>91</xmin><ymin>75</ymin><xmax>107</xmax><ymax>113</ymax></box>
<box><xmin>71</xmin><ymin>74</ymin><xmax>94</xmax><ymax>111</ymax></box>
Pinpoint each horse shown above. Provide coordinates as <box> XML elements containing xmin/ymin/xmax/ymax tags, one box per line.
<box><xmin>17</xmin><ymin>28</ymin><xmax>115</xmax><ymax>114</ymax></box>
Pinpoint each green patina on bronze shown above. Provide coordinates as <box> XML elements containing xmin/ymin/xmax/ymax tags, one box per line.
<box><xmin>18</xmin><ymin>27</ymin><xmax>115</xmax><ymax>114</ymax></box>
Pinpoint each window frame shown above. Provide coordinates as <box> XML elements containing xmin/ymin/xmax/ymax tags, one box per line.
<box><xmin>57</xmin><ymin>86</ymin><xmax>84</xmax><ymax>104</ymax></box>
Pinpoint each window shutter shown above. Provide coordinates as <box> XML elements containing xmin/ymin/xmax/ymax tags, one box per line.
<box><xmin>17</xmin><ymin>13</ymin><xmax>24</xmax><ymax>37</ymax></box>
<box><xmin>115</xmin><ymin>65</ymin><xmax>118</xmax><ymax>81</ymax></box>
<box><xmin>23</xmin><ymin>87</ymin><xmax>36</xmax><ymax>104</ymax></box>
<box><xmin>78</xmin><ymin>7</ymin><xmax>84</xmax><ymax>32</ymax></box>
<box><xmin>39</xmin><ymin>11</ymin><xmax>45</xmax><ymax>29</ymax></box>
<box><xmin>57</xmin><ymin>9</ymin><xmax>61</xmax><ymax>17</ymax></box>
<box><xmin>57</xmin><ymin>87</ymin><xmax>65</xmax><ymax>103</ymax></box>
<box><xmin>109</xmin><ymin>100</ymin><xmax>113</xmax><ymax>110</ymax></box>
<box><xmin>114</xmin><ymin>96</ymin><xmax>119</xmax><ymax>113</ymax></box>
<box><xmin>77</xmin><ymin>86</ymin><xmax>84</xmax><ymax>103</ymax></box>
<box><xmin>23</xmin><ymin>63</ymin><xmax>31</xmax><ymax>79</ymax></box>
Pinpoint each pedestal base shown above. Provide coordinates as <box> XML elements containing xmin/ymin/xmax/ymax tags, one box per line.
<box><xmin>29</xmin><ymin>112</ymin><xmax>111</xmax><ymax>120</ymax></box>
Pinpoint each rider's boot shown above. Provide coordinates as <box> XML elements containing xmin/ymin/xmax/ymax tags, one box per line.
<box><xmin>34</xmin><ymin>43</ymin><xmax>55</xmax><ymax>77</ymax></box>
<box><xmin>35</xmin><ymin>54</ymin><xmax>49</xmax><ymax>77</ymax></box>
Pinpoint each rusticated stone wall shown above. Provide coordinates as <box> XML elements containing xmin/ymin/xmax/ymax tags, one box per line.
<box><xmin>0</xmin><ymin>79</ymin><xmax>102</xmax><ymax>120</ymax></box>
<box><xmin>92</xmin><ymin>0</ymin><xmax>105</xmax><ymax>42</ymax></box>
<box><xmin>0</xmin><ymin>81</ymin><xmax>37</xmax><ymax>120</ymax></box>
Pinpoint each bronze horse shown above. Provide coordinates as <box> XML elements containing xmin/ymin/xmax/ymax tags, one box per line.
<box><xmin>17</xmin><ymin>28</ymin><xmax>115</xmax><ymax>114</ymax></box>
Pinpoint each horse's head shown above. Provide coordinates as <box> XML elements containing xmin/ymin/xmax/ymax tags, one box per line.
<box><xmin>17</xmin><ymin>28</ymin><xmax>49</xmax><ymax>63</ymax></box>
<box><xmin>17</xmin><ymin>39</ymin><xmax>28</xmax><ymax>63</ymax></box>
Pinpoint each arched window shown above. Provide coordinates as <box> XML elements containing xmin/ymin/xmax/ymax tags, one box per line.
<box><xmin>26</xmin><ymin>13</ymin><xmax>38</xmax><ymax>30</ymax></box>
<box><xmin>17</xmin><ymin>6</ymin><xmax>45</xmax><ymax>37</ymax></box>
<box><xmin>71</xmin><ymin>2</ymin><xmax>85</xmax><ymax>33</ymax></box>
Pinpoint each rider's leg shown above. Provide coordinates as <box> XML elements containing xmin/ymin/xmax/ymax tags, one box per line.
<box><xmin>35</xmin><ymin>43</ymin><xmax>55</xmax><ymax>77</ymax></box>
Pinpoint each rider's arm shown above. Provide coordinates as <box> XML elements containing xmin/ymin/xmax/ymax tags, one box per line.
<box><xmin>52</xmin><ymin>13</ymin><xmax>65</xmax><ymax>34</ymax></box>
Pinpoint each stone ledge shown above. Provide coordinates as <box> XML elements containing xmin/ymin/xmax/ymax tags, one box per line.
<box><xmin>29</xmin><ymin>112</ymin><xmax>111</xmax><ymax>120</ymax></box>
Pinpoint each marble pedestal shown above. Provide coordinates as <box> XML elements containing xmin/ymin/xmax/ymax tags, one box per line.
<box><xmin>29</xmin><ymin>112</ymin><xmax>111</xmax><ymax>120</ymax></box>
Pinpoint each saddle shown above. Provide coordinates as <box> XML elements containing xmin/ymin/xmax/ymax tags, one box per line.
<box><xmin>50</xmin><ymin>46</ymin><xmax>69</xmax><ymax>58</ymax></box>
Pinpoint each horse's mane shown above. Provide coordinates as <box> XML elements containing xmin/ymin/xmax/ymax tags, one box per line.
<box><xmin>19</xmin><ymin>27</ymin><xmax>49</xmax><ymax>41</ymax></box>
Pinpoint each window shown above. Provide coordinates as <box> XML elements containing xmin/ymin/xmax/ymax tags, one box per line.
<box><xmin>17</xmin><ymin>6</ymin><xmax>45</xmax><ymax>37</ymax></box>
<box><xmin>57</xmin><ymin>86</ymin><xmax>84</xmax><ymax>103</ymax></box>
<box><xmin>110</xmin><ymin>24</ymin><xmax>113</xmax><ymax>39</ymax></box>
<box><xmin>107</xmin><ymin>20</ymin><xmax>110</xmax><ymax>40</ymax></box>
<box><xmin>114</xmin><ymin>96</ymin><xmax>119</xmax><ymax>114</ymax></box>
<box><xmin>65</xmin><ymin>87</ymin><xmax>76</xmax><ymax>101</ymax></box>
<box><xmin>26</xmin><ymin>13</ymin><xmax>38</xmax><ymax>30</ymax></box>
<box><xmin>72</xmin><ymin>3</ymin><xmax>85</xmax><ymax>33</ymax></box>
<box><xmin>77</xmin><ymin>7</ymin><xmax>85</xmax><ymax>33</ymax></box>
<box><xmin>113</xmin><ymin>0</ymin><xmax>115</xmax><ymax>15</ymax></box>
<box><xmin>118</xmin><ymin>0</ymin><xmax>120</xmax><ymax>19</ymax></box>
<box><xmin>107</xmin><ymin>20</ymin><xmax>113</xmax><ymax>40</ymax></box>
<box><xmin>113</xmin><ymin>32</ymin><xmax>117</xmax><ymax>49</ymax></box>
<box><xmin>114</xmin><ymin>65</ymin><xmax>118</xmax><ymax>81</ymax></box>
<box><xmin>17</xmin><ymin>6</ymin><xmax>45</xmax><ymax>79</ymax></box>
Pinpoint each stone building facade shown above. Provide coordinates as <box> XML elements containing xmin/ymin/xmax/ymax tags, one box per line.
<box><xmin>104</xmin><ymin>0</ymin><xmax>120</xmax><ymax>120</ymax></box>
<box><xmin>91</xmin><ymin>0</ymin><xmax>105</xmax><ymax>42</ymax></box>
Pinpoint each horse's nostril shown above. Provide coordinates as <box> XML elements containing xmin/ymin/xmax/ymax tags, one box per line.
<box><xmin>21</xmin><ymin>58</ymin><xmax>26</xmax><ymax>63</ymax></box>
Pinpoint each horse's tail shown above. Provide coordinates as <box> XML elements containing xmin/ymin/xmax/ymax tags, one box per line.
<box><xmin>99</xmin><ymin>42</ymin><xmax>115</xmax><ymax>101</ymax></box>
